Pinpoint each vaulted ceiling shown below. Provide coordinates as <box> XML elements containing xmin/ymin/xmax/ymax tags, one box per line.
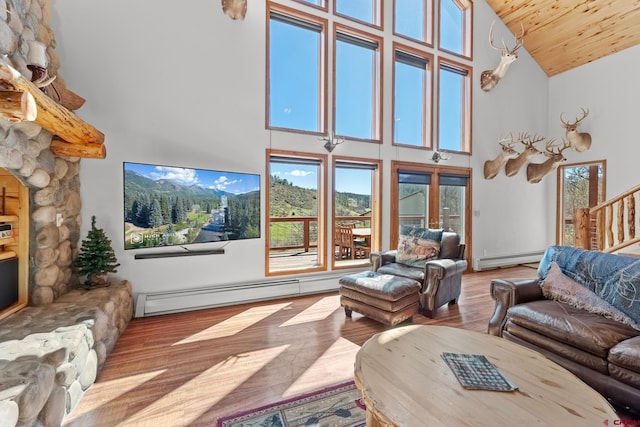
<box><xmin>484</xmin><ymin>0</ymin><xmax>640</xmax><ymax>76</ymax></box>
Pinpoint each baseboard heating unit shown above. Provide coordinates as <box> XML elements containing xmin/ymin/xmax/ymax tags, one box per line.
<box><xmin>134</xmin><ymin>271</ymin><xmax>359</xmax><ymax>317</ymax></box>
<box><xmin>472</xmin><ymin>250</ymin><xmax>545</xmax><ymax>271</ymax></box>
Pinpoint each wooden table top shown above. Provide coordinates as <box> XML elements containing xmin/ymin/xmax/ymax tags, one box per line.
<box><xmin>354</xmin><ymin>325</ymin><xmax>619</xmax><ymax>426</ymax></box>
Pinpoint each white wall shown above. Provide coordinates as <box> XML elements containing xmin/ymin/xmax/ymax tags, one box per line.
<box><xmin>547</xmin><ymin>44</ymin><xmax>640</xmax><ymax>234</ymax></box>
<box><xmin>50</xmin><ymin>0</ymin><xmax>553</xmax><ymax>300</ymax></box>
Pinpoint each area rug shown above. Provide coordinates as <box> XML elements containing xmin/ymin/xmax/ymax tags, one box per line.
<box><xmin>216</xmin><ymin>381</ymin><xmax>366</xmax><ymax>427</ymax></box>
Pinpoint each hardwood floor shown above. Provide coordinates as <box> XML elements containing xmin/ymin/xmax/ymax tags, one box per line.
<box><xmin>63</xmin><ymin>266</ymin><xmax>538</xmax><ymax>427</ymax></box>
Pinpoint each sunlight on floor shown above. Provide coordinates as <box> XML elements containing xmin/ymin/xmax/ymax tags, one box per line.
<box><xmin>122</xmin><ymin>345</ymin><xmax>290</xmax><ymax>425</ymax></box>
<box><xmin>172</xmin><ymin>302</ymin><xmax>291</xmax><ymax>345</ymax></box>
<box><xmin>64</xmin><ymin>370</ymin><xmax>166</xmax><ymax>421</ymax></box>
<box><xmin>279</xmin><ymin>295</ymin><xmax>341</xmax><ymax>327</ymax></box>
<box><xmin>283</xmin><ymin>337</ymin><xmax>360</xmax><ymax>397</ymax></box>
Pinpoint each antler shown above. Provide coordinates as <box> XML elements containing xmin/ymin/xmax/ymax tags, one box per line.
<box><xmin>516</xmin><ymin>132</ymin><xmax>545</xmax><ymax>149</ymax></box>
<box><xmin>489</xmin><ymin>21</ymin><xmax>524</xmax><ymax>55</ymax></box>
<box><xmin>543</xmin><ymin>138</ymin><xmax>572</xmax><ymax>156</ymax></box>
<box><xmin>560</xmin><ymin>107</ymin><xmax>589</xmax><ymax>128</ymax></box>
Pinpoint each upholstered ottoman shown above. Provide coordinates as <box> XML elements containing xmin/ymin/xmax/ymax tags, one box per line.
<box><xmin>339</xmin><ymin>271</ymin><xmax>421</xmax><ymax>326</ymax></box>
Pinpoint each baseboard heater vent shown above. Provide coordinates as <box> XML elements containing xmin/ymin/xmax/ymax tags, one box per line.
<box><xmin>472</xmin><ymin>250</ymin><xmax>545</xmax><ymax>271</ymax></box>
<box><xmin>134</xmin><ymin>270</ymin><xmax>361</xmax><ymax>317</ymax></box>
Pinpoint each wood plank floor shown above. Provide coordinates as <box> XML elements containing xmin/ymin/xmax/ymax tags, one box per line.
<box><xmin>63</xmin><ymin>266</ymin><xmax>538</xmax><ymax>427</ymax></box>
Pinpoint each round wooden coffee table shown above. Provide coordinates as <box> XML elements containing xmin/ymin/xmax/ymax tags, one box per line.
<box><xmin>354</xmin><ymin>325</ymin><xmax>618</xmax><ymax>426</ymax></box>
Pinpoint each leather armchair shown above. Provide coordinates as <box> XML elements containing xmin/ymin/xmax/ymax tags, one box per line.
<box><xmin>370</xmin><ymin>232</ymin><xmax>467</xmax><ymax>317</ymax></box>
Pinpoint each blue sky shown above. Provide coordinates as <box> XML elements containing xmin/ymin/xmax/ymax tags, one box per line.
<box><xmin>124</xmin><ymin>162</ymin><xmax>260</xmax><ymax>195</ymax></box>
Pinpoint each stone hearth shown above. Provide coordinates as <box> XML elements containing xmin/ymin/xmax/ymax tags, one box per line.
<box><xmin>0</xmin><ymin>281</ymin><xmax>133</xmax><ymax>426</ymax></box>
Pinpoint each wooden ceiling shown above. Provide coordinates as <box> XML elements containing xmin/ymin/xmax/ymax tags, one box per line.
<box><xmin>484</xmin><ymin>0</ymin><xmax>640</xmax><ymax>76</ymax></box>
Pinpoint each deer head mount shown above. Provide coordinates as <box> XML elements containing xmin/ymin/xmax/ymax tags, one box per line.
<box><xmin>561</xmin><ymin>107</ymin><xmax>592</xmax><ymax>152</ymax></box>
<box><xmin>221</xmin><ymin>0</ymin><xmax>247</xmax><ymax>20</ymax></box>
<box><xmin>526</xmin><ymin>139</ymin><xmax>570</xmax><ymax>183</ymax></box>
<box><xmin>504</xmin><ymin>133</ymin><xmax>545</xmax><ymax>177</ymax></box>
<box><xmin>480</xmin><ymin>21</ymin><xmax>524</xmax><ymax>92</ymax></box>
<box><xmin>483</xmin><ymin>134</ymin><xmax>519</xmax><ymax>179</ymax></box>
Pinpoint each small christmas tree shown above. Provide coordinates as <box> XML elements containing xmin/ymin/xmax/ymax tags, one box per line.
<box><xmin>74</xmin><ymin>216</ymin><xmax>120</xmax><ymax>287</ymax></box>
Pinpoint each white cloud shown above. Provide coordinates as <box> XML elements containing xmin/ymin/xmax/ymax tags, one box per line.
<box><xmin>151</xmin><ymin>167</ymin><xmax>198</xmax><ymax>184</ymax></box>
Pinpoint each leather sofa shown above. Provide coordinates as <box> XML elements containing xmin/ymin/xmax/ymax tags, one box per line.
<box><xmin>370</xmin><ymin>231</ymin><xmax>467</xmax><ymax>317</ymax></box>
<box><xmin>488</xmin><ymin>246</ymin><xmax>640</xmax><ymax>414</ymax></box>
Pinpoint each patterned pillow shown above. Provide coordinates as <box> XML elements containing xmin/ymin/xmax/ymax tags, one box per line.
<box><xmin>396</xmin><ymin>234</ymin><xmax>440</xmax><ymax>268</ymax></box>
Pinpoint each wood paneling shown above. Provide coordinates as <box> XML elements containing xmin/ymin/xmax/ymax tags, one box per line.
<box><xmin>485</xmin><ymin>0</ymin><xmax>640</xmax><ymax>76</ymax></box>
<box><xmin>63</xmin><ymin>266</ymin><xmax>541</xmax><ymax>427</ymax></box>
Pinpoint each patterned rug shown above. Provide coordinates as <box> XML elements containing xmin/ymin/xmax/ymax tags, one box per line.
<box><xmin>216</xmin><ymin>381</ymin><xmax>366</xmax><ymax>427</ymax></box>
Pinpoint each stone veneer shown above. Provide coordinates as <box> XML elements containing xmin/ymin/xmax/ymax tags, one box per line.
<box><xmin>0</xmin><ymin>2</ymin><xmax>134</xmax><ymax>426</ymax></box>
<box><xmin>1</xmin><ymin>0</ymin><xmax>83</xmax><ymax>302</ymax></box>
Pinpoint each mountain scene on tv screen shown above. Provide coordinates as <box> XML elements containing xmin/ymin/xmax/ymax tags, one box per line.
<box><xmin>124</xmin><ymin>168</ymin><xmax>260</xmax><ymax>249</ymax></box>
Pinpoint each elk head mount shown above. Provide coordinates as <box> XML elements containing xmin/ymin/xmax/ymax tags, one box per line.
<box><xmin>526</xmin><ymin>139</ymin><xmax>570</xmax><ymax>183</ymax></box>
<box><xmin>221</xmin><ymin>0</ymin><xmax>247</xmax><ymax>20</ymax></box>
<box><xmin>561</xmin><ymin>107</ymin><xmax>592</xmax><ymax>152</ymax></box>
<box><xmin>504</xmin><ymin>133</ymin><xmax>545</xmax><ymax>177</ymax></box>
<box><xmin>483</xmin><ymin>134</ymin><xmax>519</xmax><ymax>179</ymax></box>
<box><xmin>480</xmin><ymin>21</ymin><xmax>524</xmax><ymax>92</ymax></box>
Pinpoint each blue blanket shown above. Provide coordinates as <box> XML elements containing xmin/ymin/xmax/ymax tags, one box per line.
<box><xmin>538</xmin><ymin>246</ymin><xmax>640</xmax><ymax>327</ymax></box>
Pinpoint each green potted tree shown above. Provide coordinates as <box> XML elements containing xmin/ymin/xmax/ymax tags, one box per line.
<box><xmin>74</xmin><ymin>216</ymin><xmax>120</xmax><ymax>289</ymax></box>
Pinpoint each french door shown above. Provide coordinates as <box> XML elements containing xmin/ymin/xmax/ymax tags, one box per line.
<box><xmin>391</xmin><ymin>161</ymin><xmax>470</xmax><ymax>256</ymax></box>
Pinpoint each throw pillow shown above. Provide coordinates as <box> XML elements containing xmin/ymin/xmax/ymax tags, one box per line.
<box><xmin>400</xmin><ymin>226</ymin><xmax>444</xmax><ymax>242</ymax></box>
<box><xmin>396</xmin><ymin>234</ymin><xmax>440</xmax><ymax>268</ymax></box>
<box><xmin>541</xmin><ymin>262</ymin><xmax>640</xmax><ymax>330</ymax></box>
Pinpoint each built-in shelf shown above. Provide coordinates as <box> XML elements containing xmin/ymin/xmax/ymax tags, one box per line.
<box><xmin>0</xmin><ymin>251</ymin><xmax>16</xmax><ymax>261</ymax></box>
<box><xmin>0</xmin><ymin>237</ymin><xmax>15</xmax><ymax>246</ymax></box>
<box><xmin>134</xmin><ymin>248</ymin><xmax>225</xmax><ymax>259</ymax></box>
<box><xmin>0</xmin><ymin>215</ymin><xmax>18</xmax><ymax>222</ymax></box>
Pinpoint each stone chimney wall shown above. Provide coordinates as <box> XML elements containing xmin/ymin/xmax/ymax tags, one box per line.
<box><xmin>0</xmin><ymin>0</ymin><xmax>83</xmax><ymax>304</ymax></box>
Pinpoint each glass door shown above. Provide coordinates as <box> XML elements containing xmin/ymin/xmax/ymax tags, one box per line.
<box><xmin>557</xmin><ymin>161</ymin><xmax>605</xmax><ymax>246</ymax></box>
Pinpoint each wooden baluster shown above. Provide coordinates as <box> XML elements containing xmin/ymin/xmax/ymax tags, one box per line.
<box><xmin>606</xmin><ymin>205</ymin><xmax>613</xmax><ymax>249</ymax></box>
<box><xmin>617</xmin><ymin>199</ymin><xmax>625</xmax><ymax>244</ymax></box>
<box><xmin>627</xmin><ymin>195</ymin><xmax>636</xmax><ymax>239</ymax></box>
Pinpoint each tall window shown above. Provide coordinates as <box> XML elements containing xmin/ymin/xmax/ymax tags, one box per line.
<box><xmin>439</xmin><ymin>0</ymin><xmax>472</xmax><ymax>58</ymax></box>
<box><xmin>334</xmin><ymin>27</ymin><xmax>382</xmax><ymax>141</ymax></box>
<box><xmin>267</xmin><ymin>152</ymin><xmax>326</xmax><ymax>275</ymax></box>
<box><xmin>268</xmin><ymin>9</ymin><xmax>325</xmax><ymax>133</ymax></box>
<box><xmin>333</xmin><ymin>159</ymin><xmax>380</xmax><ymax>268</ymax></box>
<box><xmin>438</xmin><ymin>59</ymin><xmax>471</xmax><ymax>153</ymax></box>
<box><xmin>557</xmin><ymin>161</ymin><xmax>606</xmax><ymax>246</ymax></box>
<box><xmin>335</xmin><ymin>0</ymin><xmax>381</xmax><ymax>27</ymax></box>
<box><xmin>393</xmin><ymin>45</ymin><xmax>432</xmax><ymax>147</ymax></box>
<box><xmin>394</xmin><ymin>0</ymin><xmax>432</xmax><ymax>45</ymax></box>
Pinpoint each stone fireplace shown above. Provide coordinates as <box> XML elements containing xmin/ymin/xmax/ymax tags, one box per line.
<box><xmin>0</xmin><ymin>2</ymin><xmax>134</xmax><ymax>426</ymax></box>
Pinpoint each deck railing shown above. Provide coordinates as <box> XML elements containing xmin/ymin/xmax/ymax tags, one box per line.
<box><xmin>574</xmin><ymin>183</ymin><xmax>640</xmax><ymax>253</ymax></box>
<box><xmin>269</xmin><ymin>216</ymin><xmax>371</xmax><ymax>254</ymax></box>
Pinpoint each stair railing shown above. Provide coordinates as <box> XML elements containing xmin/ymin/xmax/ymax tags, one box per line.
<box><xmin>574</xmin><ymin>183</ymin><xmax>640</xmax><ymax>253</ymax></box>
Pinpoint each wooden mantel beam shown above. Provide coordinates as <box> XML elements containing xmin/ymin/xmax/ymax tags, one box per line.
<box><xmin>0</xmin><ymin>58</ymin><xmax>106</xmax><ymax>158</ymax></box>
<box><xmin>50</xmin><ymin>137</ymin><xmax>105</xmax><ymax>159</ymax></box>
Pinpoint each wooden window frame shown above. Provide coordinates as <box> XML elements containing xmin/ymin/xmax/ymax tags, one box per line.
<box><xmin>266</xmin><ymin>149</ymin><xmax>328</xmax><ymax>276</ymax></box>
<box><xmin>331</xmin><ymin>156</ymin><xmax>382</xmax><ymax>270</ymax></box>
<box><xmin>333</xmin><ymin>23</ymin><xmax>384</xmax><ymax>143</ymax></box>
<box><xmin>438</xmin><ymin>0</ymin><xmax>473</xmax><ymax>60</ymax></box>
<box><xmin>436</xmin><ymin>57</ymin><xmax>472</xmax><ymax>154</ymax></box>
<box><xmin>393</xmin><ymin>0</ymin><xmax>434</xmax><ymax>47</ymax></box>
<box><xmin>392</xmin><ymin>42</ymin><xmax>434</xmax><ymax>149</ymax></box>
<box><xmin>266</xmin><ymin>3</ymin><xmax>328</xmax><ymax>136</ymax></box>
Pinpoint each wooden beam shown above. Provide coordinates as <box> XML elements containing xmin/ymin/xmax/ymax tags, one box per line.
<box><xmin>0</xmin><ymin>90</ymin><xmax>36</xmax><ymax>122</ymax></box>
<box><xmin>50</xmin><ymin>137</ymin><xmax>106</xmax><ymax>159</ymax></box>
<box><xmin>0</xmin><ymin>58</ymin><xmax>104</xmax><ymax>146</ymax></box>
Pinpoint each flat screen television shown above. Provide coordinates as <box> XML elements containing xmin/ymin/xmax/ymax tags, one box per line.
<box><xmin>123</xmin><ymin>162</ymin><xmax>260</xmax><ymax>250</ymax></box>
